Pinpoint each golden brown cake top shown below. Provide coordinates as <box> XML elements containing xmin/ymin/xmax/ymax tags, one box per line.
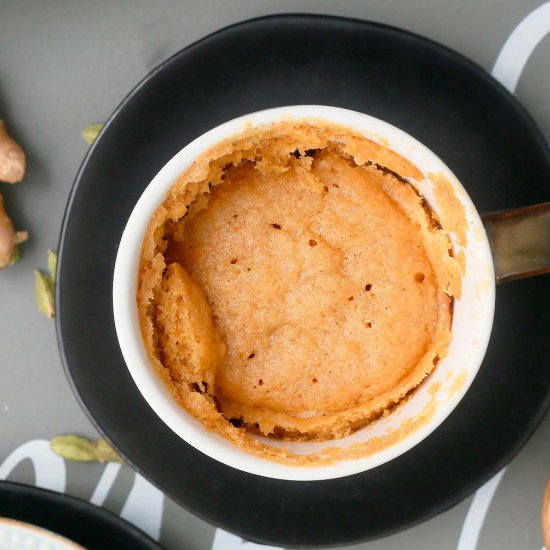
<box><xmin>137</xmin><ymin>120</ymin><xmax>461</xmax><ymax>464</ymax></box>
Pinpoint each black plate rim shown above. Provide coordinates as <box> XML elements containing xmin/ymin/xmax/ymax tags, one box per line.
<box><xmin>0</xmin><ymin>480</ymin><xmax>161</xmax><ymax>549</ymax></box>
<box><xmin>55</xmin><ymin>13</ymin><xmax>550</xmax><ymax>548</ymax></box>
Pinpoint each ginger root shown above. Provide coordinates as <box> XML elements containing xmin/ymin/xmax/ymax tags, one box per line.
<box><xmin>0</xmin><ymin>193</ymin><xmax>28</xmax><ymax>268</ymax></box>
<box><xmin>0</xmin><ymin>119</ymin><xmax>25</xmax><ymax>183</ymax></box>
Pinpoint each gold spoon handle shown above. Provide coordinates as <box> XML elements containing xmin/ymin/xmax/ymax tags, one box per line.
<box><xmin>482</xmin><ymin>202</ymin><xmax>550</xmax><ymax>283</ymax></box>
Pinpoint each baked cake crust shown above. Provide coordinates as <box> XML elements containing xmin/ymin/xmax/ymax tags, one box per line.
<box><xmin>137</xmin><ymin>121</ymin><xmax>461</xmax><ymax>464</ymax></box>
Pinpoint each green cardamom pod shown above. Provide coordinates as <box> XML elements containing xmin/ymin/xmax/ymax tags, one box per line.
<box><xmin>95</xmin><ymin>438</ymin><xmax>124</xmax><ymax>464</ymax></box>
<box><xmin>47</xmin><ymin>249</ymin><xmax>58</xmax><ymax>283</ymax></box>
<box><xmin>50</xmin><ymin>435</ymin><xmax>100</xmax><ymax>462</ymax></box>
<box><xmin>50</xmin><ymin>435</ymin><xmax>124</xmax><ymax>464</ymax></box>
<box><xmin>34</xmin><ymin>270</ymin><xmax>55</xmax><ymax>319</ymax></box>
<box><xmin>81</xmin><ymin>124</ymin><xmax>104</xmax><ymax>145</ymax></box>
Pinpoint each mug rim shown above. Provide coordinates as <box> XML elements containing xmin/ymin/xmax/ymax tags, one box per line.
<box><xmin>113</xmin><ymin>105</ymin><xmax>495</xmax><ymax>481</ymax></box>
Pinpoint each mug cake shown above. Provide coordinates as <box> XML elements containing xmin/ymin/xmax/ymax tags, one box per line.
<box><xmin>137</xmin><ymin>120</ymin><xmax>462</xmax><ymax>464</ymax></box>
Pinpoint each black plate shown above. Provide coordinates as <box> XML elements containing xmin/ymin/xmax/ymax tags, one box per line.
<box><xmin>56</xmin><ymin>14</ymin><xmax>550</xmax><ymax>548</ymax></box>
<box><xmin>0</xmin><ymin>481</ymin><xmax>160</xmax><ymax>549</ymax></box>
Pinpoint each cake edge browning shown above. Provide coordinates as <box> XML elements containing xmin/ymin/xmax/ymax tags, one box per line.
<box><xmin>136</xmin><ymin>120</ymin><xmax>462</xmax><ymax>465</ymax></box>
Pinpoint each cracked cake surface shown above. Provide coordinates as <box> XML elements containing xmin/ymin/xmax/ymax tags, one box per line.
<box><xmin>137</xmin><ymin>120</ymin><xmax>461</xmax><ymax>464</ymax></box>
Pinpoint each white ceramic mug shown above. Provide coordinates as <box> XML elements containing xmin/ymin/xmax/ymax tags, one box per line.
<box><xmin>113</xmin><ymin>105</ymin><xmax>496</xmax><ymax>481</ymax></box>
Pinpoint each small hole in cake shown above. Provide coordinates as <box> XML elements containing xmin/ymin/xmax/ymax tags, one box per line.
<box><xmin>291</xmin><ymin>149</ymin><xmax>301</xmax><ymax>159</ymax></box>
<box><xmin>233</xmin><ymin>214</ymin><xmax>238</xmax><ymax>218</ymax></box>
<box><xmin>305</xmin><ymin>148</ymin><xmax>319</xmax><ymax>157</ymax></box>
<box><xmin>201</xmin><ymin>381</ymin><xmax>208</xmax><ymax>392</ymax></box>
<box><xmin>271</xmin><ymin>223</ymin><xmax>282</xmax><ymax>229</ymax></box>
<box><xmin>333</xmin><ymin>183</ymin><xmax>340</xmax><ymax>188</ymax></box>
<box><xmin>258</xmin><ymin>379</ymin><xmax>264</xmax><ymax>386</ymax></box>
<box><xmin>248</xmin><ymin>352</ymin><xmax>255</xmax><ymax>359</ymax></box>
<box><xmin>448</xmin><ymin>248</ymin><xmax>453</xmax><ymax>257</ymax></box>
<box><xmin>348</xmin><ymin>296</ymin><xmax>354</xmax><ymax>301</ymax></box>
<box><xmin>229</xmin><ymin>417</ymin><xmax>244</xmax><ymax>428</ymax></box>
<box><xmin>191</xmin><ymin>382</ymin><xmax>202</xmax><ymax>393</ymax></box>
<box><xmin>365</xmin><ymin>284</ymin><xmax>372</xmax><ymax>292</ymax></box>
<box><xmin>230</xmin><ymin>258</ymin><xmax>238</xmax><ymax>264</ymax></box>
<box><xmin>254</xmin><ymin>423</ymin><xmax>260</xmax><ymax>428</ymax></box>
<box><xmin>433</xmin><ymin>355</ymin><xmax>440</xmax><ymax>366</ymax></box>
<box><xmin>246</xmin><ymin>267</ymin><xmax>251</xmax><ymax>271</ymax></box>
<box><xmin>309</xmin><ymin>239</ymin><xmax>317</xmax><ymax>247</ymax></box>
<box><xmin>366</xmin><ymin>322</ymin><xmax>372</xmax><ymax>328</ymax></box>
<box><xmin>312</xmin><ymin>378</ymin><xmax>318</xmax><ymax>384</ymax></box>
<box><xmin>415</xmin><ymin>272</ymin><xmax>425</xmax><ymax>283</ymax></box>
<box><xmin>323</xmin><ymin>185</ymin><xmax>329</xmax><ymax>192</ymax></box>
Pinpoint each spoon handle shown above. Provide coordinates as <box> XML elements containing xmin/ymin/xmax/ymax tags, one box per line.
<box><xmin>482</xmin><ymin>202</ymin><xmax>550</xmax><ymax>283</ymax></box>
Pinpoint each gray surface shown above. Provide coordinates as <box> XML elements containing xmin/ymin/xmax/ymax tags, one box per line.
<box><xmin>0</xmin><ymin>1</ymin><xmax>549</xmax><ymax>549</ymax></box>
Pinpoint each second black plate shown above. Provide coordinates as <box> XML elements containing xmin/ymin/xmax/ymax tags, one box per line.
<box><xmin>56</xmin><ymin>14</ymin><xmax>550</xmax><ymax>548</ymax></box>
<box><xmin>0</xmin><ymin>481</ymin><xmax>160</xmax><ymax>550</ymax></box>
